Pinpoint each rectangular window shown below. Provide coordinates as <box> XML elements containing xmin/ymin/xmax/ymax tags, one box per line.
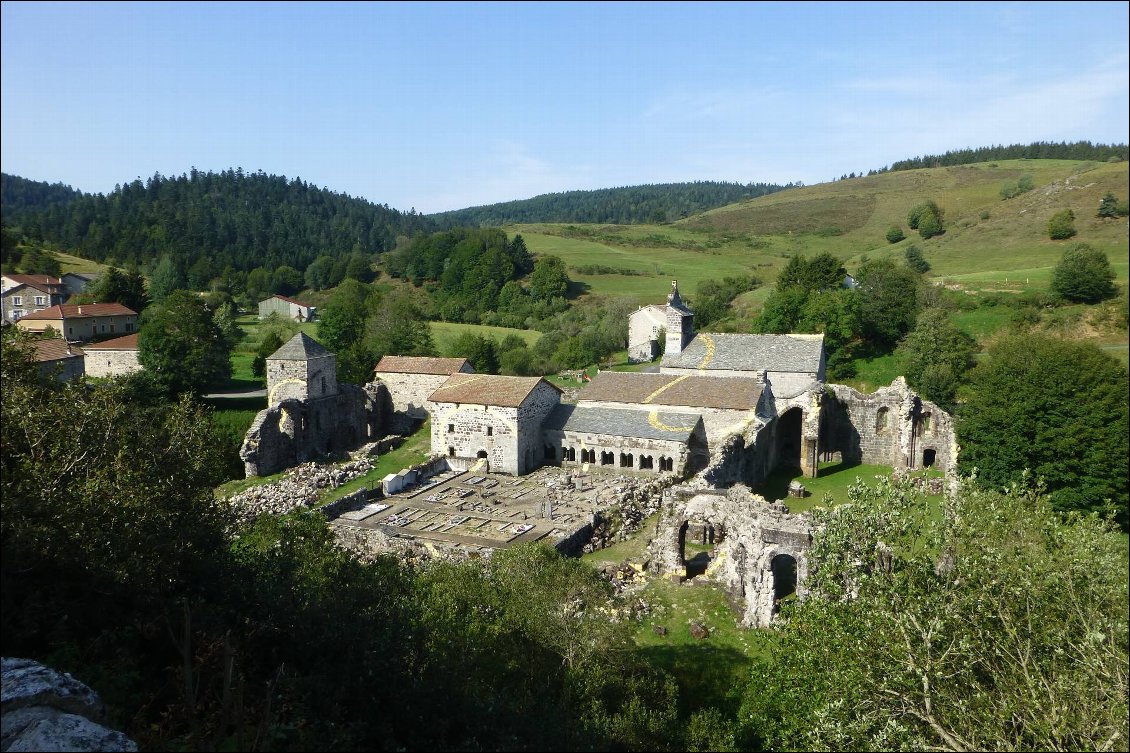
<box><xmin>34</xmin><ymin>296</ymin><xmax>46</xmax><ymax>306</ymax></box>
<box><xmin>486</xmin><ymin>426</ymin><xmax>493</xmax><ymax>436</ymax></box>
<box><xmin>109</xmin><ymin>324</ymin><xmax>115</xmax><ymax>333</ymax></box>
<box><xmin>11</xmin><ymin>296</ymin><xmax>20</xmax><ymax>306</ymax></box>
<box><xmin>125</xmin><ymin>322</ymin><xmax>133</xmax><ymax>332</ymax></box>
<box><xmin>447</xmin><ymin>424</ymin><xmax>455</xmax><ymax>433</ymax></box>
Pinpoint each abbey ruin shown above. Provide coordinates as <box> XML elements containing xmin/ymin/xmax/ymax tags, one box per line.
<box><xmin>239</xmin><ymin>282</ymin><xmax>956</xmax><ymax>626</ymax></box>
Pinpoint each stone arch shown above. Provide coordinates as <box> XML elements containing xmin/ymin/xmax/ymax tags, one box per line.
<box><xmin>875</xmin><ymin>406</ymin><xmax>890</xmax><ymax>434</ymax></box>
<box><xmin>476</xmin><ymin>449</ymin><xmax>488</xmax><ymax>459</ymax></box>
<box><xmin>771</xmin><ymin>553</ymin><xmax>798</xmax><ymax>614</ymax></box>
<box><xmin>922</xmin><ymin>448</ymin><xmax>937</xmax><ymax>467</ymax></box>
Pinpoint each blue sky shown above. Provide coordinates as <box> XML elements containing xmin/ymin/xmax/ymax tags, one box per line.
<box><xmin>2</xmin><ymin>1</ymin><xmax>1127</xmax><ymax>214</ymax></box>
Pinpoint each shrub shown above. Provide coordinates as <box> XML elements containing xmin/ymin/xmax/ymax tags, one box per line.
<box><xmin>1050</xmin><ymin>243</ymin><xmax>1117</xmax><ymax>303</ymax></box>
<box><xmin>885</xmin><ymin>225</ymin><xmax>905</xmax><ymax>243</ymax></box>
<box><xmin>1047</xmin><ymin>209</ymin><xmax>1076</xmax><ymax>240</ymax></box>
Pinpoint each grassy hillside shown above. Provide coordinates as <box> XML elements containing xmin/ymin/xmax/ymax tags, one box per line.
<box><xmin>515</xmin><ymin>159</ymin><xmax>1129</xmax><ymax>308</ymax></box>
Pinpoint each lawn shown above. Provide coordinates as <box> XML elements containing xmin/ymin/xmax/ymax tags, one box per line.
<box><xmin>317</xmin><ymin>419</ymin><xmax>433</xmax><ymax>504</ymax></box>
<box><xmin>430</xmin><ymin>321</ymin><xmax>541</xmax><ymax>353</ymax></box>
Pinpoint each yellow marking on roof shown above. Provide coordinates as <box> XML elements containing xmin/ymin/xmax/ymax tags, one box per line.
<box><xmin>697</xmin><ymin>333</ymin><xmax>716</xmax><ymax>372</ymax></box>
<box><xmin>647</xmin><ymin>409</ymin><xmax>698</xmax><ymax>434</ymax></box>
<box><xmin>642</xmin><ymin>374</ymin><xmax>690</xmax><ymax>404</ymax></box>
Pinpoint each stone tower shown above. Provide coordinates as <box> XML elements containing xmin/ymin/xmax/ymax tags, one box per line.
<box><xmin>665</xmin><ymin>280</ymin><xmax>694</xmax><ymax>356</ymax></box>
<box><xmin>265</xmin><ymin>332</ymin><xmax>340</xmax><ymax>407</ymax></box>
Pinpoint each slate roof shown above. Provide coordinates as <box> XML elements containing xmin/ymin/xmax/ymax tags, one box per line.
<box><xmin>20</xmin><ymin>303</ymin><xmax>137</xmax><ymax>320</ymax></box>
<box><xmin>267</xmin><ymin>332</ymin><xmax>332</xmax><ymax>360</ymax></box>
<box><xmin>374</xmin><ymin>355</ymin><xmax>471</xmax><ymax>376</ymax></box>
<box><xmin>31</xmin><ymin>338</ymin><xmax>84</xmax><ymax>362</ymax></box>
<box><xmin>578</xmin><ymin>371</ymin><xmax>762</xmax><ymax>411</ymax></box>
<box><xmin>543</xmin><ymin>404</ymin><xmax>700</xmax><ymax>443</ymax></box>
<box><xmin>427</xmin><ymin>373</ymin><xmax>560</xmax><ymax>408</ymax></box>
<box><xmin>82</xmin><ymin>333</ymin><xmax>139</xmax><ymax>351</ymax></box>
<box><xmin>660</xmin><ymin>332</ymin><xmax>824</xmax><ymax>373</ymax></box>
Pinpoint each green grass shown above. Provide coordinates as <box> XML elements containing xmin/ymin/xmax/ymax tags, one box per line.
<box><xmin>317</xmin><ymin>419</ymin><xmax>433</xmax><ymax>504</ymax></box>
<box><xmin>843</xmin><ymin>352</ymin><xmax>902</xmax><ymax>393</ymax></box>
<box><xmin>757</xmin><ymin>461</ymin><xmax>935</xmax><ymax>512</ymax></box>
<box><xmin>632</xmin><ymin>577</ymin><xmax>771</xmax><ymax>716</ymax></box>
<box><xmin>429</xmin><ymin>321</ymin><xmax>541</xmax><ymax>352</ymax></box>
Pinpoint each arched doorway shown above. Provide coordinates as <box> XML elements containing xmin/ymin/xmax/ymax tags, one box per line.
<box><xmin>774</xmin><ymin>408</ymin><xmax>803</xmax><ymax>473</ymax></box>
<box><xmin>922</xmin><ymin>448</ymin><xmax>936</xmax><ymax>467</ymax></box>
<box><xmin>771</xmin><ymin>554</ymin><xmax>797</xmax><ymax>614</ymax></box>
<box><xmin>477</xmin><ymin>450</ymin><xmax>488</xmax><ymax>459</ymax></box>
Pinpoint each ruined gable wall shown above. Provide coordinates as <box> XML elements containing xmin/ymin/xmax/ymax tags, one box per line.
<box><xmin>516</xmin><ymin>381</ymin><xmax>562</xmax><ymax>474</ymax></box>
<box><xmin>240</xmin><ymin>383</ymin><xmax>387</xmax><ymax>478</ymax></box>
<box><xmin>824</xmin><ymin>378</ymin><xmax>956</xmax><ymax>472</ymax></box>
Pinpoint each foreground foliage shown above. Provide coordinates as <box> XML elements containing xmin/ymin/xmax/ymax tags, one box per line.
<box><xmin>741</xmin><ymin>476</ymin><xmax>1129</xmax><ymax>752</ymax></box>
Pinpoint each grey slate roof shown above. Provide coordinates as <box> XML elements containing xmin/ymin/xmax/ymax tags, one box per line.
<box><xmin>579</xmin><ymin>371</ymin><xmax>762</xmax><ymax>411</ymax></box>
<box><xmin>268</xmin><ymin>332</ymin><xmax>332</xmax><ymax>361</ymax></box>
<box><xmin>660</xmin><ymin>333</ymin><xmax>824</xmax><ymax>373</ymax></box>
<box><xmin>543</xmin><ymin>404</ymin><xmax>700</xmax><ymax>443</ymax></box>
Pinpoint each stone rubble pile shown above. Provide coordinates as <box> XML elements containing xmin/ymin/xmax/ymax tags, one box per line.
<box><xmin>228</xmin><ymin>459</ymin><xmax>376</xmax><ymax>525</ymax></box>
<box><xmin>583</xmin><ymin>475</ymin><xmax>670</xmax><ymax>553</ymax></box>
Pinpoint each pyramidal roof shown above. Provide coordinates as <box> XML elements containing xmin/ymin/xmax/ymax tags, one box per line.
<box><xmin>267</xmin><ymin>332</ymin><xmax>332</xmax><ymax>361</ymax></box>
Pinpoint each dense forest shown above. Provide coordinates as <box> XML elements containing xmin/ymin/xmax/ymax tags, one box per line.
<box><xmin>0</xmin><ymin>170</ymin><xmax>434</xmax><ymax>273</ymax></box>
<box><xmin>429</xmin><ymin>181</ymin><xmax>793</xmax><ymax>226</ymax></box>
<box><xmin>876</xmin><ymin>140</ymin><xmax>1128</xmax><ymax>174</ymax></box>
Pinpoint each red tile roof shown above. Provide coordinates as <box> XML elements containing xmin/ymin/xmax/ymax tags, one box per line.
<box><xmin>20</xmin><ymin>303</ymin><xmax>137</xmax><ymax>320</ymax></box>
<box><xmin>270</xmin><ymin>294</ymin><xmax>313</xmax><ymax>308</ymax></box>
<box><xmin>5</xmin><ymin>274</ymin><xmax>64</xmax><ymax>288</ymax></box>
<box><xmin>374</xmin><ymin>355</ymin><xmax>471</xmax><ymax>375</ymax></box>
<box><xmin>31</xmin><ymin>338</ymin><xmax>84</xmax><ymax>362</ymax></box>
<box><xmin>81</xmin><ymin>333</ymin><xmax>139</xmax><ymax>350</ymax></box>
<box><xmin>428</xmin><ymin>373</ymin><xmax>561</xmax><ymax>408</ymax></box>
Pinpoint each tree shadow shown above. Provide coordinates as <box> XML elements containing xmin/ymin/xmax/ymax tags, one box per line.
<box><xmin>566</xmin><ymin>279</ymin><xmax>591</xmax><ymax>300</ymax></box>
<box><xmin>636</xmin><ymin>643</ymin><xmax>752</xmax><ymax>716</ymax></box>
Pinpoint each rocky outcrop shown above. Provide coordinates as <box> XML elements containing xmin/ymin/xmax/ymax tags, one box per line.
<box><xmin>1</xmin><ymin>658</ymin><xmax>136</xmax><ymax>752</ymax></box>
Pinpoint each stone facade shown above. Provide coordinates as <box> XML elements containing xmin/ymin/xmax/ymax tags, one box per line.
<box><xmin>664</xmin><ymin>281</ymin><xmax>694</xmax><ymax>357</ymax></box>
<box><xmin>372</xmin><ymin>356</ymin><xmax>474</xmax><ymax>432</ymax></box>
<box><xmin>627</xmin><ymin>304</ymin><xmax>668</xmax><ymax>363</ymax></box>
<box><xmin>30</xmin><ymin>339</ymin><xmax>85</xmax><ymax>383</ymax></box>
<box><xmin>15</xmin><ymin>303</ymin><xmax>138</xmax><ymax>343</ymax></box>
<box><xmin>647</xmin><ymin>485</ymin><xmax>813</xmax><ymax>627</ymax></box>
<box><xmin>240</xmin><ymin>333</ymin><xmax>388</xmax><ymax>477</ymax></box>
<box><xmin>823</xmin><ymin>377</ymin><xmax>956</xmax><ymax>472</ymax></box>
<box><xmin>427</xmin><ymin>376</ymin><xmax>561</xmax><ymax>475</ymax></box>
<box><xmin>81</xmin><ymin>334</ymin><xmax>142</xmax><ymax>378</ymax></box>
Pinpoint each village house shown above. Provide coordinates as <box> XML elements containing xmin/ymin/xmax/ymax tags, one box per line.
<box><xmin>81</xmin><ymin>333</ymin><xmax>142</xmax><ymax>378</ymax></box>
<box><xmin>258</xmin><ymin>294</ymin><xmax>317</xmax><ymax>322</ymax></box>
<box><xmin>1</xmin><ymin>274</ymin><xmax>69</xmax><ymax>323</ymax></box>
<box><xmin>426</xmin><ymin>373</ymin><xmax>562</xmax><ymax>475</ymax></box>
<box><xmin>15</xmin><ymin>303</ymin><xmax>138</xmax><ymax>343</ymax></box>
<box><xmin>30</xmin><ymin>337</ymin><xmax>85</xmax><ymax>382</ymax></box>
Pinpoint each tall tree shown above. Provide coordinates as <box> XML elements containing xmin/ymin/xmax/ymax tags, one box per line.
<box><xmin>855</xmin><ymin>258</ymin><xmax>921</xmax><ymax>348</ymax></box>
<box><xmin>957</xmin><ymin>333</ymin><xmax>1129</xmax><ymax>525</ymax></box>
<box><xmin>895</xmin><ymin>308</ymin><xmax>976</xmax><ymax>412</ymax></box>
<box><xmin>137</xmin><ymin>290</ymin><xmax>233</xmax><ymax>395</ymax></box>
<box><xmin>148</xmin><ymin>255</ymin><xmax>185</xmax><ymax>302</ymax></box>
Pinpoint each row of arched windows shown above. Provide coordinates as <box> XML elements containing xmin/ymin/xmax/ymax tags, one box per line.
<box><xmin>544</xmin><ymin>445</ymin><xmax>676</xmax><ymax>472</ymax></box>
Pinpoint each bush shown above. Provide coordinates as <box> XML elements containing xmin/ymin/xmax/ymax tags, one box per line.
<box><xmin>904</xmin><ymin>245</ymin><xmax>930</xmax><ymax>273</ymax></box>
<box><xmin>1047</xmin><ymin>209</ymin><xmax>1076</xmax><ymax>240</ymax></box>
<box><xmin>885</xmin><ymin>225</ymin><xmax>905</xmax><ymax>244</ymax></box>
<box><xmin>1050</xmin><ymin>243</ymin><xmax>1117</xmax><ymax>303</ymax></box>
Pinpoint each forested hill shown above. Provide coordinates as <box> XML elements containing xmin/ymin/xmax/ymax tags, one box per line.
<box><xmin>429</xmin><ymin>181</ymin><xmax>794</xmax><ymax>227</ymax></box>
<box><xmin>0</xmin><ymin>170</ymin><xmax>435</xmax><ymax>273</ymax></box>
<box><xmin>877</xmin><ymin>140</ymin><xmax>1128</xmax><ymax>174</ymax></box>
<box><xmin>1</xmin><ymin>173</ymin><xmax>84</xmax><ymax>216</ymax></box>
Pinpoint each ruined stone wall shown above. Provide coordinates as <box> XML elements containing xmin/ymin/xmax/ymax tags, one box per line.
<box><xmin>240</xmin><ymin>382</ymin><xmax>386</xmax><ymax>477</ymax></box>
<box><xmin>516</xmin><ymin>381</ymin><xmax>562</xmax><ymax>474</ymax></box>
<box><xmin>647</xmin><ymin>485</ymin><xmax>813</xmax><ymax>627</ymax></box>
<box><xmin>82</xmin><ymin>349</ymin><xmax>141</xmax><ymax>378</ymax></box>
<box><xmin>267</xmin><ymin>354</ymin><xmax>338</xmax><ymax>406</ymax></box>
<box><xmin>824</xmin><ymin>378</ymin><xmax>956</xmax><ymax>472</ymax></box>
